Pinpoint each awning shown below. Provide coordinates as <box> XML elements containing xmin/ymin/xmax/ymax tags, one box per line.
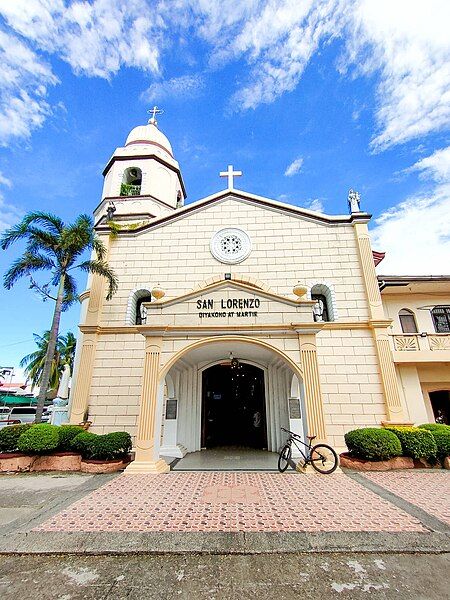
<box><xmin>0</xmin><ymin>396</ymin><xmax>38</xmax><ymax>406</ymax></box>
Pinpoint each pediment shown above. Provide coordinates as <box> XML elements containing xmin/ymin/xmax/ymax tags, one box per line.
<box><xmin>143</xmin><ymin>280</ymin><xmax>315</xmax><ymax>328</ymax></box>
<box><xmin>95</xmin><ymin>189</ymin><xmax>371</xmax><ymax>235</ymax></box>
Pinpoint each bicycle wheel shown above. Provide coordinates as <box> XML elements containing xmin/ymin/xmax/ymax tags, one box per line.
<box><xmin>278</xmin><ymin>444</ymin><xmax>292</xmax><ymax>473</ymax></box>
<box><xmin>310</xmin><ymin>444</ymin><xmax>338</xmax><ymax>474</ymax></box>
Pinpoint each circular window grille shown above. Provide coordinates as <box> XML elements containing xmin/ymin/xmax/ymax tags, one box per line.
<box><xmin>210</xmin><ymin>228</ymin><xmax>251</xmax><ymax>264</ymax></box>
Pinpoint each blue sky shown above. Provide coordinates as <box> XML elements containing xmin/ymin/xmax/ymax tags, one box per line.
<box><xmin>0</xmin><ymin>0</ymin><xmax>449</xmax><ymax>376</ymax></box>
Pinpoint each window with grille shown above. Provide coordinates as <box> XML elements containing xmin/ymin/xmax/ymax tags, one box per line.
<box><xmin>432</xmin><ymin>306</ymin><xmax>450</xmax><ymax>333</ymax></box>
<box><xmin>399</xmin><ymin>309</ymin><xmax>418</xmax><ymax>333</ymax></box>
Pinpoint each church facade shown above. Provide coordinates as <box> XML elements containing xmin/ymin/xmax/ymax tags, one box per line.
<box><xmin>68</xmin><ymin>115</ymin><xmax>450</xmax><ymax>473</ymax></box>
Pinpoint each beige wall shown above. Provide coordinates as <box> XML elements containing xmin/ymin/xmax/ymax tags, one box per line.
<box><xmin>382</xmin><ymin>293</ymin><xmax>449</xmax><ymax>334</ymax></box>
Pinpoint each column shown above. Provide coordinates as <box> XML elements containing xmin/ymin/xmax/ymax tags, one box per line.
<box><xmin>298</xmin><ymin>334</ymin><xmax>327</xmax><ymax>441</ymax></box>
<box><xmin>125</xmin><ymin>336</ymin><xmax>170</xmax><ymax>473</ymax></box>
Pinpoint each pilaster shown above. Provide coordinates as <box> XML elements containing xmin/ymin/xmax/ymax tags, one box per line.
<box><xmin>354</xmin><ymin>222</ymin><xmax>406</xmax><ymax>423</ymax></box>
<box><xmin>69</xmin><ymin>333</ymin><xmax>98</xmax><ymax>424</ymax></box>
<box><xmin>298</xmin><ymin>333</ymin><xmax>327</xmax><ymax>441</ymax></box>
<box><xmin>125</xmin><ymin>335</ymin><xmax>170</xmax><ymax>473</ymax></box>
<box><xmin>69</xmin><ymin>234</ymin><xmax>110</xmax><ymax>424</ymax></box>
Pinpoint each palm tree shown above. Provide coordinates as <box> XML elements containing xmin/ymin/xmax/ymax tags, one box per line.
<box><xmin>59</xmin><ymin>331</ymin><xmax>77</xmax><ymax>372</ymax></box>
<box><xmin>20</xmin><ymin>330</ymin><xmax>77</xmax><ymax>393</ymax></box>
<box><xmin>20</xmin><ymin>331</ymin><xmax>61</xmax><ymax>393</ymax></box>
<box><xmin>1</xmin><ymin>213</ymin><xmax>117</xmax><ymax>422</ymax></box>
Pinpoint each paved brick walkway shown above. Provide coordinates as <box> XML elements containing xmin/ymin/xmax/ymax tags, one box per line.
<box><xmin>36</xmin><ymin>472</ymin><xmax>425</xmax><ymax>533</ymax></box>
<box><xmin>362</xmin><ymin>471</ymin><xmax>450</xmax><ymax>525</ymax></box>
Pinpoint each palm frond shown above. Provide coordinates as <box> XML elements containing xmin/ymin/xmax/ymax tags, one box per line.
<box><xmin>3</xmin><ymin>253</ymin><xmax>55</xmax><ymax>289</ymax></box>
<box><xmin>78</xmin><ymin>259</ymin><xmax>118</xmax><ymax>300</ymax></box>
<box><xmin>62</xmin><ymin>273</ymin><xmax>79</xmax><ymax>310</ymax></box>
<box><xmin>0</xmin><ymin>219</ymin><xmax>33</xmax><ymax>250</ymax></box>
<box><xmin>21</xmin><ymin>212</ymin><xmax>64</xmax><ymax>235</ymax></box>
<box><xmin>92</xmin><ymin>236</ymin><xmax>107</xmax><ymax>261</ymax></box>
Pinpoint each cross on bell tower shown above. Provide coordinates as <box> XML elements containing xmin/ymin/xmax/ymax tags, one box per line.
<box><xmin>219</xmin><ymin>164</ymin><xmax>243</xmax><ymax>190</ymax></box>
<box><xmin>147</xmin><ymin>105</ymin><xmax>164</xmax><ymax>125</ymax></box>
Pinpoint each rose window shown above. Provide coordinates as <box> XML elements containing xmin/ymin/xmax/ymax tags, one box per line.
<box><xmin>210</xmin><ymin>228</ymin><xmax>251</xmax><ymax>264</ymax></box>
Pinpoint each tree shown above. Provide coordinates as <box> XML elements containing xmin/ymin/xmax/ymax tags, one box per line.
<box><xmin>20</xmin><ymin>330</ymin><xmax>77</xmax><ymax>392</ymax></box>
<box><xmin>20</xmin><ymin>331</ymin><xmax>60</xmax><ymax>393</ymax></box>
<box><xmin>1</xmin><ymin>212</ymin><xmax>117</xmax><ymax>422</ymax></box>
<box><xmin>59</xmin><ymin>331</ymin><xmax>77</xmax><ymax>373</ymax></box>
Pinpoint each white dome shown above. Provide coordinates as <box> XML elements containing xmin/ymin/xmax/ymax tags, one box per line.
<box><xmin>125</xmin><ymin>123</ymin><xmax>173</xmax><ymax>156</ymax></box>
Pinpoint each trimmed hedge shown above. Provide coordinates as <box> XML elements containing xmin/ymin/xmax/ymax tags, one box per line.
<box><xmin>345</xmin><ymin>427</ymin><xmax>402</xmax><ymax>460</ymax></box>
<box><xmin>17</xmin><ymin>424</ymin><xmax>60</xmax><ymax>454</ymax></box>
<box><xmin>0</xmin><ymin>423</ymin><xmax>33</xmax><ymax>453</ymax></box>
<box><xmin>418</xmin><ymin>423</ymin><xmax>450</xmax><ymax>459</ymax></box>
<box><xmin>385</xmin><ymin>426</ymin><xmax>437</xmax><ymax>459</ymax></box>
<box><xmin>57</xmin><ymin>425</ymin><xmax>84</xmax><ymax>452</ymax></box>
<box><xmin>72</xmin><ymin>431</ymin><xmax>132</xmax><ymax>461</ymax></box>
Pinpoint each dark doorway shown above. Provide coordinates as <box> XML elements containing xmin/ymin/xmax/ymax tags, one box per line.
<box><xmin>201</xmin><ymin>362</ymin><xmax>267</xmax><ymax>449</ymax></box>
<box><xmin>429</xmin><ymin>390</ymin><xmax>450</xmax><ymax>424</ymax></box>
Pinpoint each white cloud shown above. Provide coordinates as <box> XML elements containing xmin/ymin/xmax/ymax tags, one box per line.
<box><xmin>371</xmin><ymin>146</ymin><xmax>450</xmax><ymax>274</ymax></box>
<box><xmin>0</xmin><ymin>172</ymin><xmax>22</xmax><ymax>232</ymax></box>
<box><xmin>342</xmin><ymin>0</ymin><xmax>450</xmax><ymax>151</ymax></box>
<box><xmin>142</xmin><ymin>74</ymin><xmax>205</xmax><ymax>102</ymax></box>
<box><xmin>0</xmin><ymin>0</ymin><xmax>449</xmax><ymax>154</ymax></box>
<box><xmin>284</xmin><ymin>157</ymin><xmax>303</xmax><ymax>177</ymax></box>
<box><xmin>0</xmin><ymin>29</ymin><xmax>57</xmax><ymax>146</ymax></box>
<box><xmin>407</xmin><ymin>146</ymin><xmax>450</xmax><ymax>183</ymax></box>
<box><xmin>305</xmin><ymin>198</ymin><xmax>324</xmax><ymax>212</ymax></box>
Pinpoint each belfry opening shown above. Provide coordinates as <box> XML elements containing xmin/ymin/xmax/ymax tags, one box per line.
<box><xmin>201</xmin><ymin>362</ymin><xmax>267</xmax><ymax>449</ymax></box>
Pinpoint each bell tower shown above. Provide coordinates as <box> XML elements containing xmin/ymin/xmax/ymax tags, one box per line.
<box><xmin>96</xmin><ymin>107</ymin><xmax>186</xmax><ymax>224</ymax></box>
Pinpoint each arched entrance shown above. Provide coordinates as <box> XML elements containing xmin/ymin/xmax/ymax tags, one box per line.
<box><xmin>201</xmin><ymin>362</ymin><xmax>267</xmax><ymax>449</ymax></box>
<box><xmin>159</xmin><ymin>337</ymin><xmax>308</xmax><ymax>459</ymax></box>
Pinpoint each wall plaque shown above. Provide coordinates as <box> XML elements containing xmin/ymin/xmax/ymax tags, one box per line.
<box><xmin>289</xmin><ymin>398</ymin><xmax>301</xmax><ymax>419</ymax></box>
<box><xmin>165</xmin><ymin>398</ymin><xmax>178</xmax><ymax>420</ymax></box>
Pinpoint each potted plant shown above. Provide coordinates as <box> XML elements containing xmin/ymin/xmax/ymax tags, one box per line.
<box><xmin>72</xmin><ymin>431</ymin><xmax>132</xmax><ymax>473</ymax></box>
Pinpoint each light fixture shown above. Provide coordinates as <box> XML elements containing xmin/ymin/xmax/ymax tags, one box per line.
<box><xmin>151</xmin><ymin>284</ymin><xmax>165</xmax><ymax>300</ymax></box>
<box><xmin>293</xmin><ymin>282</ymin><xmax>308</xmax><ymax>298</ymax></box>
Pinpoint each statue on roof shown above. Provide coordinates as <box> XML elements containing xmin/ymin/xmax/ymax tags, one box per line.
<box><xmin>348</xmin><ymin>189</ymin><xmax>361</xmax><ymax>213</ymax></box>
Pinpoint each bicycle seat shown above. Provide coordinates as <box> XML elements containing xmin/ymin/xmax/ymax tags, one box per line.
<box><xmin>307</xmin><ymin>435</ymin><xmax>316</xmax><ymax>441</ymax></box>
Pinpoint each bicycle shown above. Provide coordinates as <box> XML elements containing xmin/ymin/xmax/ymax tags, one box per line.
<box><xmin>278</xmin><ymin>427</ymin><xmax>338</xmax><ymax>474</ymax></box>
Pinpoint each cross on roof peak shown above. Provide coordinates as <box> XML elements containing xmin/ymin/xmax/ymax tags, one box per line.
<box><xmin>219</xmin><ymin>164</ymin><xmax>243</xmax><ymax>190</ymax></box>
<box><xmin>147</xmin><ymin>105</ymin><xmax>164</xmax><ymax>125</ymax></box>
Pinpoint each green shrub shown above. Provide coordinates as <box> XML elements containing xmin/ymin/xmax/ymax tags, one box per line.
<box><xmin>345</xmin><ymin>428</ymin><xmax>402</xmax><ymax>460</ymax></box>
<box><xmin>0</xmin><ymin>423</ymin><xmax>33</xmax><ymax>453</ymax></box>
<box><xmin>17</xmin><ymin>424</ymin><xmax>60</xmax><ymax>454</ymax></box>
<box><xmin>72</xmin><ymin>431</ymin><xmax>132</xmax><ymax>460</ymax></box>
<box><xmin>386</xmin><ymin>426</ymin><xmax>437</xmax><ymax>459</ymax></box>
<box><xmin>57</xmin><ymin>425</ymin><xmax>84</xmax><ymax>452</ymax></box>
<box><xmin>418</xmin><ymin>424</ymin><xmax>450</xmax><ymax>459</ymax></box>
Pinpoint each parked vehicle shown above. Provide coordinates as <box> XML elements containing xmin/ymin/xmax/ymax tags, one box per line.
<box><xmin>0</xmin><ymin>406</ymin><xmax>50</xmax><ymax>428</ymax></box>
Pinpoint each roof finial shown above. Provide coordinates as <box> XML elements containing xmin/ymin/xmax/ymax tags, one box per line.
<box><xmin>147</xmin><ymin>105</ymin><xmax>164</xmax><ymax>126</ymax></box>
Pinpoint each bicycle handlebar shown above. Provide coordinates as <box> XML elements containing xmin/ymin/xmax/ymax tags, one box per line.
<box><xmin>281</xmin><ymin>426</ymin><xmax>302</xmax><ymax>439</ymax></box>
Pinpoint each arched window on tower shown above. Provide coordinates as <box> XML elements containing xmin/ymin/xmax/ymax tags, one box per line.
<box><xmin>399</xmin><ymin>308</ymin><xmax>418</xmax><ymax>333</ymax></box>
<box><xmin>310</xmin><ymin>284</ymin><xmax>335</xmax><ymax>322</ymax></box>
<box><xmin>136</xmin><ymin>295</ymin><xmax>152</xmax><ymax>324</ymax></box>
<box><xmin>121</xmin><ymin>167</ymin><xmax>142</xmax><ymax>196</ymax></box>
